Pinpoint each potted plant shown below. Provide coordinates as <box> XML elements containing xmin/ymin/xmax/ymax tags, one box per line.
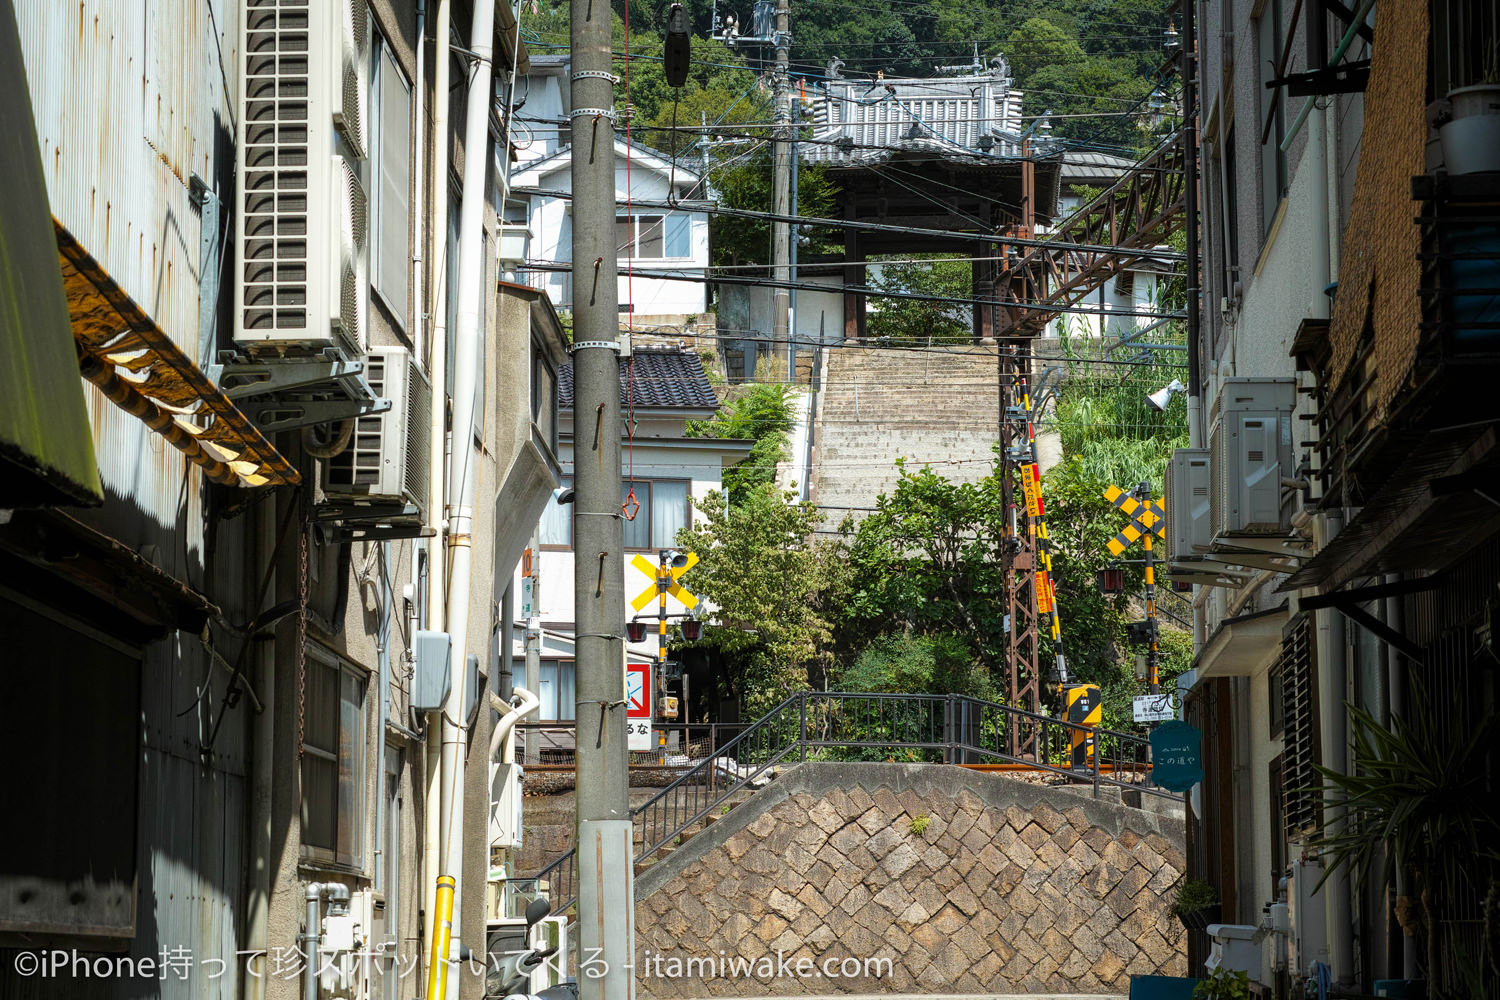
<box><xmin>1192</xmin><ymin>967</ymin><xmax>1250</xmax><ymax>1000</ymax></box>
<box><xmin>1171</xmin><ymin>878</ymin><xmax>1222</xmax><ymax>931</ymax></box>
<box><xmin>1440</xmin><ymin>39</ymin><xmax>1500</xmax><ymax>174</ymax></box>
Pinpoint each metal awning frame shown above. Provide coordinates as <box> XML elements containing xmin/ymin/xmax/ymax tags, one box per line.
<box><xmin>56</xmin><ymin>221</ymin><xmax>299</xmax><ymax>489</ymax></box>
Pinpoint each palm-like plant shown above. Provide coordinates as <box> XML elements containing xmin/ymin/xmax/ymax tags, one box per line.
<box><xmin>1311</xmin><ymin>680</ymin><xmax>1500</xmax><ymax>988</ymax></box>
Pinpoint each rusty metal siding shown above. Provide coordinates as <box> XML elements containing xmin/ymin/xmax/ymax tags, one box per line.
<box><xmin>6</xmin><ymin>5</ymin><xmax>252</xmax><ymax>999</ymax></box>
<box><xmin>14</xmin><ymin>1</ymin><xmax>234</xmax><ymax>548</ymax></box>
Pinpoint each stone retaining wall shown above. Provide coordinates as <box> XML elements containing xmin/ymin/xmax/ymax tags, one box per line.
<box><xmin>632</xmin><ymin>763</ymin><xmax>1186</xmax><ymax>996</ymax></box>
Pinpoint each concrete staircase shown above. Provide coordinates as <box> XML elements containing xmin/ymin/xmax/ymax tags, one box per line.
<box><xmin>811</xmin><ymin>345</ymin><xmax>1004</xmax><ymax>530</ymax></box>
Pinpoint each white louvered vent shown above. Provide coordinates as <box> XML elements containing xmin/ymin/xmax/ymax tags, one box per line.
<box><xmin>235</xmin><ymin>0</ymin><xmax>368</xmax><ymax>354</ymax></box>
<box><xmin>323</xmin><ymin>346</ymin><xmax>432</xmax><ymax>520</ymax></box>
<box><xmin>334</xmin><ymin>0</ymin><xmax>370</xmax><ymax>158</ymax></box>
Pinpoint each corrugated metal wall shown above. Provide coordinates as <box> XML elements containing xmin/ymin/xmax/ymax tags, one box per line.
<box><xmin>7</xmin><ymin>3</ymin><xmax>250</xmax><ymax>998</ymax></box>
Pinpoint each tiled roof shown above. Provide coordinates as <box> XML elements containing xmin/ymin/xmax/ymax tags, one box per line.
<box><xmin>559</xmin><ymin>345</ymin><xmax>720</xmax><ymax>410</ymax></box>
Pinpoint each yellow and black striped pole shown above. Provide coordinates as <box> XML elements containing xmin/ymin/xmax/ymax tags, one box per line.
<box><xmin>425</xmin><ymin>874</ymin><xmax>456</xmax><ymax>1000</ymax></box>
<box><xmin>1020</xmin><ymin>382</ymin><xmax>1069</xmax><ymax>685</ymax></box>
<box><xmin>1064</xmin><ymin>683</ymin><xmax>1101</xmax><ymax>768</ymax></box>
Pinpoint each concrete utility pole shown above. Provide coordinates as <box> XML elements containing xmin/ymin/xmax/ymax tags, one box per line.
<box><xmin>770</xmin><ymin>0</ymin><xmax>792</xmax><ymax>372</ymax></box>
<box><xmin>569</xmin><ymin>0</ymin><xmax>635</xmax><ymax>993</ymax></box>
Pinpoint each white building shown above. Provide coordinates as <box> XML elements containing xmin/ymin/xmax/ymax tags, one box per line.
<box><xmin>507</xmin><ymin>345</ymin><xmax>752</xmax><ymax>721</ymax></box>
<box><xmin>509</xmin><ymin>57</ymin><xmax>710</xmax><ymax>321</ymax></box>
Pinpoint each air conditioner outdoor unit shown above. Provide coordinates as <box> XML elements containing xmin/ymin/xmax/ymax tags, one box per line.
<box><xmin>1209</xmin><ymin>378</ymin><xmax>1296</xmax><ymax>539</ymax></box>
<box><xmin>1166</xmin><ymin>447</ymin><xmax>1212</xmax><ymax>560</ymax></box>
<box><xmin>322</xmin><ymin>347</ymin><xmax>432</xmax><ymax>518</ymax></box>
<box><xmin>235</xmin><ymin>0</ymin><xmax>370</xmax><ymax>355</ymax></box>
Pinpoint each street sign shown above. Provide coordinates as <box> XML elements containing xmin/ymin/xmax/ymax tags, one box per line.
<box><xmin>1149</xmin><ymin>719</ymin><xmax>1204</xmax><ymax>792</ymax></box>
<box><xmin>626</xmin><ymin>661</ymin><xmax>653</xmax><ymax>751</ymax></box>
<box><xmin>1132</xmin><ymin>693</ymin><xmax>1175</xmax><ymax>723</ymax></box>
<box><xmin>630</xmin><ymin>551</ymin><xmax>700</xmax><ymax>612</ymax></box>
<box><xmin>1103</xmin><ymin>485</ymin><xmax>1166</xmax><ymax>556</ymax></box>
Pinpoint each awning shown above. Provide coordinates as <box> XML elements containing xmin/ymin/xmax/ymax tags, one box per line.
<box><xmin>1192</xmin><ymin>603</ymin><xmax>1290</xmax><ymax>680</ymax></box>
<box><xmin>1277</xmin><ymin>426</ymin><xmax>1500</xmax><ymax>594</ymax></box>
<box><xmin>56</xmin><ymin>222</ymin><xmax>300</xmax><ymax>489</ymax></box>
<box><xmin>0</xmin><ymin>0</ymin><xmax>101</xmax><ymax>508</ymax></box>
<box><xmin>0</xmin><ymin>508</ymin><xmax>220</xmax><ymax>640</ymax></box>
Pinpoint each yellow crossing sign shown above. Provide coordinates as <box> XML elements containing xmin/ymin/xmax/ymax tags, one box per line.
<box><xmin>630</xmin><ymin>552</ymin><xmax>699</xmax><ymax>612</ymax></box>
<box><xmin>1104</xmin><ymin>485</ymin><xmax>1166</xmax><ymax>556</ymax></box>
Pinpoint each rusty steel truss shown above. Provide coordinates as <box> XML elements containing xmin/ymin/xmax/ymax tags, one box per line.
<box><xmin>997</xmin><ymin>135</ymin><xmax>1188</xmax><ymax>338</ymax></box>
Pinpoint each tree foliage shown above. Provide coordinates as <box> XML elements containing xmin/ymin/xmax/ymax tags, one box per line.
<box><xmin>674</xmin><ymin>485</ymin><xmax>834</xmax><ymax>714</ymax></box>
<box><xmin>865</xmin><ymin>255</ymin><xmax>972</xmax><ymax>345</ymax></box>
<box><xmin>685</xmin><ymin>381</ymin><xmax>796</xmax><ymax>502</ymax></box>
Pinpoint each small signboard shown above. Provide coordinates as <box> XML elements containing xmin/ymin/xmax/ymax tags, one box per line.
<box><xmin>1133</xmin><ymin>693</ymin><xmax>1176</xmax><ymax>723</ymax></box>
<box><xmin>1149</xmin><ymin>719</ymin><xmax>1204</xmax><ymax>792</ymax></box>
<box><xmin>626</xmin><ymin>661</ymin><xmax>653</xmax><ymax>751</ymax></box>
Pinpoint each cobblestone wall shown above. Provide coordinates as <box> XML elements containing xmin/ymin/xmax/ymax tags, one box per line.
<box><xmin>633</xmin><ymin>763</ymin><xmax>1186</xmax><ymax>996</ymax></box>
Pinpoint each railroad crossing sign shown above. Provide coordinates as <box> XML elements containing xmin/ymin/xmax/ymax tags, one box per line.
<box><xmin>629</xmin><ymin>551</ymin><xmax>699</xmax><ymax>612</ymax></box>
<box><xmin>1104</xmin><ymin>485</ymin><xmax>1166</xmax><ymax>556</ymax></box>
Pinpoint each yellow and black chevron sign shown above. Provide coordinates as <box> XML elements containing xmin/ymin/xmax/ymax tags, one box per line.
<box><xmin>1104</xmin><ymin>485</ymin><xmax>1165</xmax><ymax>556</ymax></box>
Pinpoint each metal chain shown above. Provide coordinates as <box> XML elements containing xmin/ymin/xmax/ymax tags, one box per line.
<box><xmin>297</xmin><ymin>518</ymin><xmax>308</xmax><ymax>759</ymax></box>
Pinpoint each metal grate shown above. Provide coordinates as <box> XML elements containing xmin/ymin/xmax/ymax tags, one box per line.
<box><xmin>403</xmin><ymin>355</ymin><xmax>432</xmax><ymax>513</ymax></box>
<box><xmin>334</xmin><ymin>0</ymin><xmax>369</xmax><ymax>158</ymax></box>
<box><xmin>1280</xmin><ymin>612</ymin><xmax>1321</xmax><ymax>837</ymax></box>
<box><xmin>241</xmin><ymin>0</ymin><xmax>311</xmax><ymax>333</ymax></box>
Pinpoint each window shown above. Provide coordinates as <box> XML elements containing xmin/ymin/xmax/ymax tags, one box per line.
<box><xmin>1222</xmin><ymin>125</ymin><xmax>1241</xmax><ymax>282</ymax></box>
<box><xmin>532</xmin><ymin>339</ymin><xmax>558</xmax><ymax>452</ymax></box>
<box><xmin>369</xmin><ymin>23</ymin><xmax>412</xmax><ymax>329</ymax></box>
<box><xmin>1279</xmin><ymin>613</ymin><xmax>1321</xmax><ymax>840</ymax></box>
<box><xmin>302</xmin><ymin>644</ymin><xmax>368</xmax><ymax>868</ymax></box>
<box><xmin>616</xmin><ymin>214</ymin><xmax>693</xmax><ymax>259</ymax></box>
<box><xmin>1257</xmin><ymin>0</ymin><xmax>1287</xmax><ymax>236</ymax></box>
<box><xmin>1269</xmin><ymin>755</ymin><xmax>1287</xmax><ymax>896</ymax></box>
<box><xmin>538</xmin><ymin>478</ymin><xmax>691</xmax><ymax>548</ymax></box>
<box><xmin>630</xmin><ymin>479</ymin><xmax>690</xmax><ymax>550</ymax></box>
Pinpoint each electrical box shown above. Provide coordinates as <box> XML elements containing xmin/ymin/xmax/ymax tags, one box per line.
<box><xmin>1209</xmin><ymin>379</ymin><xmax>1296</xmax><ymax>539</ymax></box>
<box><xmin>489</xmin><ymin>761</ymin><xmax>524</xmax><ymax>851</ymax></box>
<box><xmin>235</xmin><ymin>0</ymin><xmax>370</xmax><ymax>356</ymax></box>
<box><xmin>322</xmin><ymin>346</ymin><xmax>433</xmax><ymax>522</ymax></box>
<box><xmin>411</xmin><ymin>630</ymin><xmax>452</xmax><ymax>712</ymax></box>
<box><xmin>1206</xmin><ymin>923</ymin><xmax>1261</xmax><ymax>980</ymax></box>
<box><xmin>661</xmin><ymin>696</ymin><xmax>680</xmax><ymax>719</ymax></box>
<box><xmin>1288</xmin><ymin>859</ymin><xmax>1331</xmax><ymax>978</ymax></box>
<box><xmin>1166</xmin><ymin>447</ymin><xmax>1212</xmax><ymax>560</ymax></box>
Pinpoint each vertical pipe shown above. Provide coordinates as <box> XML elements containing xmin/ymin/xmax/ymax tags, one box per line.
<box><xmin>439</xmin><ymin>0</ymin><xmax>498</xmax><ymax>992</ymax></box>
<box><xmin>770</xmin><ymin>0</ymin><xmax>791</xmax><ymax>370</ymax></box>
<box><xmin>414</xmin><ymin>0</ymin><xmax>427</xmax><ymax>373</ymax></box>
<box><xmin>1313</xmin><ymin>511</ymin><xmax>1353</xmax><ymax>983</ymax></box>
<box><xmin>425</xmin><ymin>876</ymin><xmax>456</xmax><ymax>1000</ymax></box>
<box><xmin>572</xmin><ymin>0</ymin><xmax>633</xmax><ymax>978</ymax></box>
<box><xmin>788</xmin><ymin>107</ymin><xmax>799</xmax><ymax>380</ymax></box>
<box><xmin>376</xmin><ymin>542</ymin><xmax>392</xmax><ymax>896</ymax></box>
<box><xmin>245</xmin><ymin>498</ymin><xmax>277</xmax><ymax>1000</ymax></box>
<box><xmin>428</xmin><ymin>0</ymin><xmax>452</xmax><ymax>636</ymax></box>
<box><xmin>423</xmin><ymin>0</ymin><xmax>451</xmax><ymax>982</ymax></box>
<box><xmin>303</xmin><ymin>884</ymin><xmax>324</xmax><ymax>1000</ymax></box>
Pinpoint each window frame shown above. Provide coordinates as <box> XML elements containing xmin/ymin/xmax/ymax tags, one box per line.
<box><xmin>538</xmin><ymin>476</ymin><xmax>693</xmax><ymax>550</ymax></box>
<box><xmin>300</xmin><ymin>643</ymin><xmax>370</xmax><ymax>872</ymax></box>
<box><xmin>614</xmin><ymin>214</ymin><xmax>692</xmax><ymax>261</ymax></box>
<box><xmin>1256</xmin><ymin>0</ymin><xmax>1288</xmax><ymax>239</ymax></box>
<box><xmin>368</xmin><ymin>19</ymin><xmax>413</xmax><ymax>335</ymax></box>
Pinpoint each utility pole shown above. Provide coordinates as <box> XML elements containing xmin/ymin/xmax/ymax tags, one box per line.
<box><xmin>570</xmin><ymin>0</ymin><xmax>634</xmax><ymax>992</ymax></box>
<box><xmin>770</xmin><ymin>0</ymin><xmax>791</xmax><ymax>375</ymax></box>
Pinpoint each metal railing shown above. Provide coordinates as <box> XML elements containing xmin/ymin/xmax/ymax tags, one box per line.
<box><xmin>529</xmin><ymin>691</ymin><xmax>1173</xmax><ymax>915</ymax></box>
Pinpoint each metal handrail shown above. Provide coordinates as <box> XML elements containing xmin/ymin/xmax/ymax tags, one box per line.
<box><xmin>528</xmin><ymin>690</ymin><xmax>1172</xmax><ymax>915</ymax></box>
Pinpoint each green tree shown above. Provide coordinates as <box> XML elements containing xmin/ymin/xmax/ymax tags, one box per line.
<box><xmin>710</xmin><ymin>152</ymin><xmax>840</xmax><ymax>267</ymax></box>
<box><xmin>832</xmin><ymin>458</ymin><xmax>1011</xmax><ymax>676</ymax></box>
<box><xmin>865</xmin><ymin>255</ymin><xmax>972</xmax><ymax>345</ymax></box>
<box><xmin>1006</xmin><ymin>17</ymin><xmax>1086</xmax><ymax>82</ymax></box>
<box><xmin>684</xmin><ymin>381</ymin><xmax>796</xmax><ymax>502</ymax></box>
<box><xmin>674</xmin><ymin>484</ymin><xmax>834</xmax><ymax>714</ymax></box>
<box><xmin>837</xmin><ymin>632</ymin><xmax>997</xmax><ymax>700</ymax></box>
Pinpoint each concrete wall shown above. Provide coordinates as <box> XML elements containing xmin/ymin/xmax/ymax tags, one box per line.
<box><xmin>634</xmin><ymin>763</ymin><xmax>1187</xmax><ymax>997</ymax></box>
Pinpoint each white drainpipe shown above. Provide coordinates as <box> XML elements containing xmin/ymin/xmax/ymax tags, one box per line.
<box><xmin>490</xmin><ymin>687</ymin><xmax>541</xmax><ymax>764</ymax></box>
<box><xmin>438</xmin><ymin>0</ymin><xmax>499</xmax><ymax>992</ymax></box>
<box><xmin>422</xmin><ymin>0</ymin><xmax>450</xmax><ymax>986</ymax></box>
